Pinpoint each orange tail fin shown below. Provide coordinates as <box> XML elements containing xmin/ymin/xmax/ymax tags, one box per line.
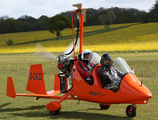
<box><xmin>54</xmin><ymin>74</ymin><xmax>60</xmax><ymax>90</ymax></box>
<box><xmin>26</xmin><ymin>64</ymin><xmax>47</xmax><ymax>94</ymax></box>
<box><xmin>6</xmin><ymin>77</ymin><xmax>16</xmax><ymax>98</ymax></box>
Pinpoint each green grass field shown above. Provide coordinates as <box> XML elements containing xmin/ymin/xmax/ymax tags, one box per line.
<box><xmin>0</xmin><ymin>52</ymin><xmax>158</xmax><ymax>120</ymax></box>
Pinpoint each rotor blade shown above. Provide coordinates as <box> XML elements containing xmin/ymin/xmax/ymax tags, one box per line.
<box><xmin>64</xmin><ymin>38</ymin><xmax>80</xmax><ymax>58</ymax></box>
<box><xmin>34</xmin><ymin>43</ymin><xmax>57</xmax><ymax>61</ymax></box>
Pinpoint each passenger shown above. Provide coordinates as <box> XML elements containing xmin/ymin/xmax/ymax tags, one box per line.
<box><xmin>98</xmin><ymin>54</ymin><xmax>124</xmax><ymax>91</ymax></box>
<box><xmin>77</xmin><ymin>49</ymin><xmax>95</xmax><ymax>85</ymax></box>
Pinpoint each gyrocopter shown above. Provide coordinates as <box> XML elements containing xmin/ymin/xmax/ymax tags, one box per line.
<box><xmin>6</xmin><ymin>4</ymin><xmax>152</xmax><ymax>117</ymax></box>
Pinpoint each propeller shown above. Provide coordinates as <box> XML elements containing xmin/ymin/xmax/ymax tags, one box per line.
<box><xmin>34</xmin><ymin>43</ymin><xmax>58</xmax><ymax>61</ymax></box>
<box><xmin>34</xmin><ymin>37</ymin><xmax>80</xmax><ymax>61</ymax></box>
<box><xmin>64</xmin><ymin>37</ymin><xmax>80</xmax><ymax>58</ymax></box>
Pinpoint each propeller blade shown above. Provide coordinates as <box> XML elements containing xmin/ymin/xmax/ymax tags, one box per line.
<box><xmin>34</xmin><ymin>43</ymin><xmax>57</xmax><ymax>61</ymax></box>
<box><xmin>64</xmin><ymin>38</ymin><xmax>80</xmax><ymax>58</ymax></box>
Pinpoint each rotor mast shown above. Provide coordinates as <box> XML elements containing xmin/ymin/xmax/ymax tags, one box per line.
<box><xmin>72</xmin><ymin>3</ymin><xmax>84</xmax><ymax>55</ymax></box>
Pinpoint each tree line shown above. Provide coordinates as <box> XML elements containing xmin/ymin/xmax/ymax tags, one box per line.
<box><xmin>0</xmin><ymin>15</ymin><xmax>48</xmax><ymax>33</ymax></box>
<box><xmin>0</xmin><ymin>0</ymin><xmax>158</xmax><ymax>34</ymax></box>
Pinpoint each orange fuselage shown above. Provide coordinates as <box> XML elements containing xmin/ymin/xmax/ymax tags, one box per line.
<box><xmin>72</xmin><ymin>61</ymin><xmax>152</xmax><ymax>104</ymax></box>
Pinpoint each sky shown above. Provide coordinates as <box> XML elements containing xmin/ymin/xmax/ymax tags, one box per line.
<box><xmin>0</xmin><ymin>0</ymin><xmax>156</xmax><ymax>19</ymax></box>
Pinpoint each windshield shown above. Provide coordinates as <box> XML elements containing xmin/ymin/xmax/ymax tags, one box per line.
<box><xmin>92</xmin><ymin>52</ymin><xmax>101</xmax><ymax>64</ymax></box>
<box><xmin>92</xmin><ymin>54</ymin><xmax>132</xmax><ymax>74</ymax></box>
<box><xmin>113</xmin><ymin>57</ymin><xmax>132</xmax><ymax>74</ymax></box>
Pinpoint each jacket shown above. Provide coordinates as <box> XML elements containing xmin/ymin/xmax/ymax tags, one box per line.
<box><xmin>77</xmin><ymin>60</ymin><xmax>95</xmax><ymax>78</ymax></box>
<box><xmin>98</xmin><ymin>65</ymin><xmax>124</xmax><ymax>87</ymax></box>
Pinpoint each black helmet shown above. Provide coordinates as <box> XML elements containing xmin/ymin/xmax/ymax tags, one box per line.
<box><xmin>100</xmin><ymin>54</ymin><xmax>113</xmax><ymax>66</ymax></box>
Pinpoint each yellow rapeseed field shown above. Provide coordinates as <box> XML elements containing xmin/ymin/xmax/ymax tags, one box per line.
<box><xmin>0</xmin><ymin>23</ymin><xmax>158</xmax><ymax>53</ymax></box>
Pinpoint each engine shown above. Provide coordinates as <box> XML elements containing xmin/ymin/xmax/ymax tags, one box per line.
<box><xmin>57</xmin><ymin>53</ymin><xmax>71</xmax><ymax>74</ymax></box>
<box><xmin>57</xmin><ymin>53</ymin><xmax>76</xmax><ymax>93</ymax></box>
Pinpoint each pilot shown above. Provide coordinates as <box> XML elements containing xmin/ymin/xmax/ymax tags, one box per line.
<box><xmin>97</xmin><ymin>53</ymin><xmax>124</xmax><ymax>91</ymax></box>
<box><xmin>77</xmin><ymin>49</ymin><xmax>96</xmax><ymax>85</ymax></box>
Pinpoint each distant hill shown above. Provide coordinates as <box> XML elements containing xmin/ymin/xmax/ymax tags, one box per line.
<box><xmin>0</xmin><ymin>22</ymin><xmax>158</xmax><ymax>53</ymax></box>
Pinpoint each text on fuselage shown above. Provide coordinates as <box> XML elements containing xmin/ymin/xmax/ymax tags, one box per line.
<box><xmin>89</xmin><ymin>91</ymin><xmax>106</xmax><ymax>97</ymax></box>
<box><xmin>30</xmin><ymin>73</ymin><xmax>42</xmax><ymax>80</ymax></box>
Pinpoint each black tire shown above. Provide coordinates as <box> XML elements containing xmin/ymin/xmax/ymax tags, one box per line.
<box><xmin>99</xmin><ymin>104</ymin><xmax>110</xmax><ymax>110</ymax></box>
<box><xmin>126</xmin><ymin>105</ymin><xmax>136</xmax><ymax>117</ymax></box>
<box><xmin>49</xmin><ymin>109</ymin><xmax>60</xmax><ymax>115</ymax></box>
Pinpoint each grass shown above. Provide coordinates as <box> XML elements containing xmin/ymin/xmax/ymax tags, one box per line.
<box><xmin>0</xmin><ymin>52</ymin><xmax>158</xmax><ymax>120</ymax></box>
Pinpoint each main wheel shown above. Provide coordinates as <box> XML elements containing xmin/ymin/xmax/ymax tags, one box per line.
<box><xmin>126</xmin><ymin>105</ymin><xmax>136</xmax><ymax>117</ymax></box>
<box><xmin>99</xmin><ymin>104</ymin><xmax>110</xmax><ymax>110</ymax></box>
<box><xmin>49</xmin><ymin>109</ymin><xmax>60</xmax><ymax>115</ymax></box>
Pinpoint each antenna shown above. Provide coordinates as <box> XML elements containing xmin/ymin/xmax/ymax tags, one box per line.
<box><xmin>141</xmin><ymin>69</ymin><xmax>143</xmax><ymax>86</ymax></box>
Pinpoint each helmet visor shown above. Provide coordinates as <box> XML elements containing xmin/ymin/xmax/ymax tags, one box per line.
<box><xmin>84</xmin><ymin>53</ymin><xmax>92</xmax><ymax>60</ymax></box>
<box><xmin>103</xmin><ymin>58</ymin><xmax>113</xmax><ymax>65</ymax></box>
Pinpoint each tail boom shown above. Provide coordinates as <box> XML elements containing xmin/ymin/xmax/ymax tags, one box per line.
<box><xmin>6</xmin><ymin>77</ymin><xmax>61</xmax><ymax>98</ymax></box>
<box><xmin>6</xmin><ymin>64</ymin><xmax>74</xmax><ymax>100</ymax></box>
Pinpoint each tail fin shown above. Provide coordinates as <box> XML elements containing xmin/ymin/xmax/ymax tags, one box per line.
<box><xmin>6</xmin><ymin>77</ymin><xmax>16</xmax><ymax>98</ymax></box>
<box><xmin>54</xmin><ymin>74</ymin><xmax>60</xmax><ymax>90</ymax></box>
<box><xmin>26</xmin><ymin>64</ymin><xmax>47</xmax><ymax>94</ymax></box>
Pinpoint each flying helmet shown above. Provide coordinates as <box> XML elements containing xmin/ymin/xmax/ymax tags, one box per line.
<box><xmin>100</xmin><ymin>53</ymin><xmax>113</xmax><ymax>66</ymax></box>
<box><xmin>81</xmin><ymin>49</ymin><xmax>92</xmax><ymax>61</ymax></box>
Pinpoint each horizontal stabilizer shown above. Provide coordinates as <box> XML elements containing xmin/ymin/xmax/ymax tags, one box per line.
<box><xmin>16</xmin><ymin>90</ymin><xmax>61</xmax><ymax>98</ymax></box>
<box><xmin>6</xmin><ymin>77</ymin><xmax>72</xmax><ymax>100</ymax></box>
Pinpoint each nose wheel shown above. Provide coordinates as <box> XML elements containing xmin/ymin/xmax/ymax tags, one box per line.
<box><xmin>126</xmin><ymin>104</ymin><xmax>137</xmax><ymax>117</ymax></box>
<box><xmin>49</xmin><ymin>110</ymin><xmax>60</xmax><ymax>115</ymax></box>
<box><xmin>99</xmin><ymin>104</ymin><xmax>110</xmax><ymax>110</ymax></box>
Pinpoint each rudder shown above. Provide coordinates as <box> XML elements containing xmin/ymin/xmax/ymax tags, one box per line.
<box><xmin>26</xmin><ymin>64</ymin><xmax>47</xmax><ymax>94</ymax></box>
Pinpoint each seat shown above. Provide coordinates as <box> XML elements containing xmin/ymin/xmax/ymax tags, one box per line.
<box><xmin>91</xmin><ymin>64</ymin><xmax>103</xmax><ymax>88</ymax></box>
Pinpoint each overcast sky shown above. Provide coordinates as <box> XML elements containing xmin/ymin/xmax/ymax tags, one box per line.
<box><xmin>0</xmin><ymin>0</ymin><xmax>156</xmax><ymax>19</ymax></box>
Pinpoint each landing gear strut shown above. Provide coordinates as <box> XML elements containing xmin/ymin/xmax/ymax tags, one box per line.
<box><xmin>126</xmin><ymin>104</ymin><xmax>137</xmax><ymax>117</ymax></box>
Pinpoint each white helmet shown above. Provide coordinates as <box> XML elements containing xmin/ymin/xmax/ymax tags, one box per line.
<box><xmin>81</xmin><ymin>49</ymin><xmax>92</xmax><ymax>61</ymax></box>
